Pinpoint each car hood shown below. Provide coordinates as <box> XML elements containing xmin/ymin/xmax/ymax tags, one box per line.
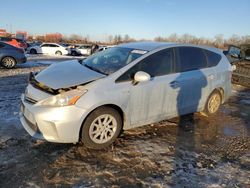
<box><xmin>35</xmin><ymin>60</ymin><xmax>105</xmax><ymax>90</ymax></box>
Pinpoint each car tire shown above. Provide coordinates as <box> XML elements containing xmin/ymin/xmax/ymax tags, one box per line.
<box><xmin>203</xmin><ymin>90</ymin><xmax>222</xmax><ymax>116</ymax></box>
<box><xmin>55</xmin><ymin>51</ymin><xmax>62</xmax><ymax>55</ymax></box>
<box><xmin>71</xmin><ymin>51</ymin><xmax>77</xmax><ymax>56</ymax></box>
<box><xmin>81</xmin><ymin>107</ymin><xmax>122</xmax><ymax>149</ymax></box>
<box><xmin>30</xmin><ymin>49</ymin><xmax>37</xmax><ymax>54</ymax></box>
<box><xmin>1</xmin><ymin>57</ymin><xmax>17</xmax><ymax>69</ymax></box>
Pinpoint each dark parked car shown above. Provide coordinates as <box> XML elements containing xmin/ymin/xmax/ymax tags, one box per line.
<box><xmin>224</xmin><ymin>44</ymin><xmax>250</xmax><ymax>87</ymax></box>
<box><xmin>0</xmin><ymin>41</ymin><xmax>27</xmax><ymax>68</ymax></box>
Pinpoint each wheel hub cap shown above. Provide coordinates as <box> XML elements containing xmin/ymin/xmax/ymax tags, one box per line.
<box><xmin>3</xmin><ymin>58</ymin><xmax>15</xmax><ymax>68</ymax></box>
<box><xmin>208</xmin><ymin>94</ymin><xmax>220</xmax><ymax>113</ymax></box>
<box><xmin>89</xmin><ymin>114</ymin><xmax>117</xmax><ymax>144</ymax></box>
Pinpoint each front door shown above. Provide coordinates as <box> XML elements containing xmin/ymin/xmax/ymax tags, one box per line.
<box><xmin>116</xmin><ymin>48</ymin><xmax>177</xmax><ymax>127</ymax></box>
<box><xmin>129</xmin><ymin>73</ymin><xmax>180</xmax><ymax>125</ymax></box>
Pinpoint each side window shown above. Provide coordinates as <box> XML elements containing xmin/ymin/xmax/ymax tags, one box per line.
<box><xmin>204</xmin><ymin>50</ymin><xmax>222</xmax><ymax>67</ymax></box>
<box><xmin>0</xmin><ymin>43</ymin><xmax>5</xmax><ymax>48</ymax></box>
<box><xmin>116</xmin><ymin>48</ymin><xmax>174</xmax><ymax>82</ymax></box>
<box><xmin>176</xmin><ymin>47</ymin><xmax>207</xmax><ymax>72</ymax></box>
<box><xmin>41</xmin><ymin>44</ymin><xmax>49</xmax><ymax>47</ymax></box>
<box><xmin>51</xmin><ymin>44</ymin><xmax>59</xmax><ymax>47</ymax></box>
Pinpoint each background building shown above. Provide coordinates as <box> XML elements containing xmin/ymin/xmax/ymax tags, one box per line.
<box><xmin>16</xmin><ymin>31</ymin><xmax>28</xmax><ymax>40</ymax></box>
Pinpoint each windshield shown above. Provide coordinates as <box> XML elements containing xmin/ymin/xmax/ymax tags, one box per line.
<box><xmin>83</xmin><ymin>47</ymin><xmax>147</xmax><ymax>75</ymax></box>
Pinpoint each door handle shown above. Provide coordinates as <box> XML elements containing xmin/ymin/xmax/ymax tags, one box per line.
<box><xmin>170</xmin><ymin>81</ymin><xmax>179</xmax><ymax>89</ymax></box>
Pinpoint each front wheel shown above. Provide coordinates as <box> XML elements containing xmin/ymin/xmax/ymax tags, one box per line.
<box><xmin>1</xmin><ymin>57</ymin><xmax>17</xmax><ymax>69</ymax></box>
<box><xmin>81</xmin><ymin>107</ymin><xmax>122</xmax><ymax>149</ymax></box>
<box><xmin>30</xmin><ymin>49</ymin><xmax>37</xmax><ymax>54</ymax></box>
<box><xmin>203</xmin><ymin>90</ymin><xmax>222</xmax><ymax>116</ymax></box>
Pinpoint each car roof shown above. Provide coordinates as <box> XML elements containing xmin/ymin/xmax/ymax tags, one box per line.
<box><xmin>118</xmin><ymin>42</ymin><xmax>176</xmax><ymax>51</ymax></box>
<box><xmin>42</xmin><ymin>42</ymin><xmax>60</xmax><ymax>45</ymax></box>
<box><xmin>118</xmin><ymin>41</ymin><xmax>221</xmax><ymax>54</ymax></box>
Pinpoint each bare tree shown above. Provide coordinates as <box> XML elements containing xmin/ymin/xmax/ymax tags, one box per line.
<box><xmin>214</xmin><ymin>34</ymin><xmax>224</xmax><ymax>48</ymax></box>
<box><xmin>167</xmin><ymin>33</ymin><xmax>178</xmax><ymax>42</ymax></box>
<box><xmin>108</xmin><ymin>35</ymin><xmax>113</xmax><ymax>44</ymax></box>
<box><xmin>124</xmin><ymin>34</ymin><xmax>130</xmax><ymax>42</ymax></box>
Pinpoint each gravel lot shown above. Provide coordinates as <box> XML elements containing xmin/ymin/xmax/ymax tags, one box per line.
<box><xmin>0</xmin><ymin>56</ymin><xmax>250</xmax><ymax>187</ymax></box>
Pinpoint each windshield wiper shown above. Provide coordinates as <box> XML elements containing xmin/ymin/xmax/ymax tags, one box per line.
<box><xmin>84</xmin><ymin>64</ymin><xmax>108</xmax><ymax>75</ymax></box>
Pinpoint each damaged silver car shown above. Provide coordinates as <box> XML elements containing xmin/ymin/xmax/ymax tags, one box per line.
<box><xmin>20</xmin><ymin>42</ymin><xmax>232</xmax><ymax>149</ymax></box>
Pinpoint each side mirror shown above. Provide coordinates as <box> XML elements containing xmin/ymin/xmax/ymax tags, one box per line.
<box><xmin>133</xmin><ymin>71</ymin><xmax>151</xmax><ymax>85</ymax></box>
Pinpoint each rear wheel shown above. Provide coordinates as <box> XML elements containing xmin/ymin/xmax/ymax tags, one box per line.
<box><xmin>30</xmin><ymin>49</ymin><xmax>37</xmax><ymax>54</ymax></box>
<box><xmin>1</xmin><ymin>57</ymin><xmax>17</xmax><ymax>69</ymax></box>
<box><xmin>203</xmin><ymin>90</ymin><xmax>222</xmax><ymax>116</ymax></box>
<box><xmin>55</xmin><ymin>51</ymin><xmax>62</xmax><ymax>55</ymax></box>
<box><xmin>81</xmin><ymin>107</ymin><xmax>122</xmax><ymax>149</ymax></box>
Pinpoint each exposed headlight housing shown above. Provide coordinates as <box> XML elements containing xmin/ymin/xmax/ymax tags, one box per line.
<box><xmin>39</xmin><ymin>89</ymin><xmax>88</xmax><ymax>107</ymax></box>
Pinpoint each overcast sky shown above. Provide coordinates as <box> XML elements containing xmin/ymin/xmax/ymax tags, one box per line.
<box><xmin>0</xmin><ymin>0</ymin><xmax>249</xmax><ymax>41</ymax></box>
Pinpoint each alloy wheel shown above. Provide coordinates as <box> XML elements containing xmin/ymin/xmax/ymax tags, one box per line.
<box><xmin>208</xmin><ymin>93</ymin><xmax>221</xmax><ymax>114</ymax></box>
<box><xmin>2</xmin><ymin>57</ymin><xmax>16</xmax><ymax>68</ymax></box>
<box><xmin>89</xmin><ymin>114</ymin><xmax>117</xmax><ymax>144</ymax></box>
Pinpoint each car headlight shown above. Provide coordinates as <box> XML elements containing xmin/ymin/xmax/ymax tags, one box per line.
<box><xmin>39</xmin><ymin>89</ymin><xmax>88</xmax><ymax>107</ymax></box>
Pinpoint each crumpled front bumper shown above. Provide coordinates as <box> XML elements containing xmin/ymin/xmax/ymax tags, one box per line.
<box><xmin>19</xmin><ymin>94</ymin><xmax>87</xmax><ymax>143</ymax></box>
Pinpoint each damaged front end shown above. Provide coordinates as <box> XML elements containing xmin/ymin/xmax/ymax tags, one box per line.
<box><xmin>29</xmin><ymin>72</ymin><xmax>59</xmax><ymax>95</ymax></box>
<box><xmin>26</xmin><ymin>71</ymin><xmax>91</xmax><ymax>107</ymax></box>
<box><xmin>28</xmin><ymin>72</ymin><xmax>85</xmax><ymax>95</ymax></box>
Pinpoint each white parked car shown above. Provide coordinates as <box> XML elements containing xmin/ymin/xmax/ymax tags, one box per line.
<box><xmin>28</xmin><ymin>43</ymin><xmax>70</xmax><ymax>55</ymax></box>
<box><xmin>76</xmin><ymin>45</ymin><xmax>92</xmax><ymax>56</ymax></box>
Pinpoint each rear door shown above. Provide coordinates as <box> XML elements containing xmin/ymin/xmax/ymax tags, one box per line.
<box><xmin>174</xmin><ymin>47</ymin><xmax>212</xmax><ymax>115</ymax></box>
<box><xmin>48</xmin><ymin>44</ymin><xmax>59</xmax><ymax>54</ymax></box>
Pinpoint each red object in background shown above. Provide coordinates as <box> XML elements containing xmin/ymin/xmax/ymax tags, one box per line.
<box><xmin>0</xmin><ymin>37</ymin><xmax>27</xmax><ymax>49</ymax></box>
<box><xmin>7</xmin><ymin>38</ymin><xmax>20</xmax><ymax>47</ymax></box>
<box><xmin>15</xmin><ymin>38</ymin><xmax>28</xmax><ymax>49</ymax></box>
<box><xmin>16</xmin><ymin>31</ymin><xmax>28</xmax><ymax>39</ymax></box>
<box><xmin>0</xmin><ymin>29</ymin><xmax>7</xmax><ymax>36</ymax></box>
<box><xmin>45</xmin><ymin>33</ymin><xmax>62</xmax><ymax>42</ymax></box>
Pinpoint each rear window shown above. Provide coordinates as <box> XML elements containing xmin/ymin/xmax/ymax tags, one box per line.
<box><xmin>16</xmin><ymin>38</ymin><xmax>25</xmax><ymax>43</ymax></box>
<box><xmin>204</xmin><ymin>50</ymin><xmax>222</xmax><ymax>67</ymax></box>
<box><xmin>176</xmin><ymin>47</ymin><xmax>207</xmax><ymax>72</ymax></box>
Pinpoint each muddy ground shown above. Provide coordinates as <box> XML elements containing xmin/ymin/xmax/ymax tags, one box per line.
<box><xmin>0</xmin><ymin>58</ymin><xmax>250</xmax><ymax>188</ymax></box>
